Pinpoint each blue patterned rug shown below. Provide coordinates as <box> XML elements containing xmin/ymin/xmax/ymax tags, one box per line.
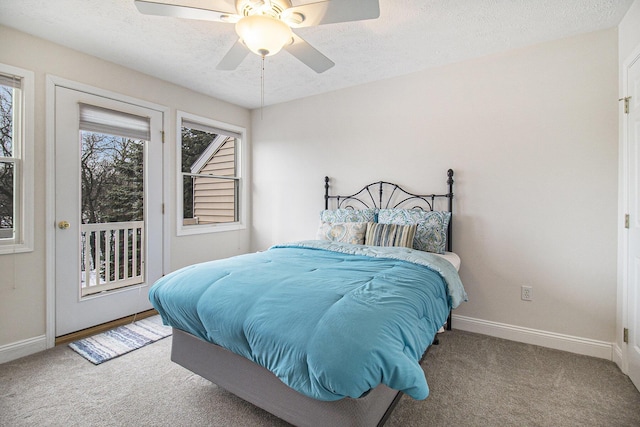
<box><xmin>68</xmin><ymin>315</ymin><xmax>172</xmax><ymax>365</ymax></box>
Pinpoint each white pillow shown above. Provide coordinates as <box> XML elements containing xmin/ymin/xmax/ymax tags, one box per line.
<box><xmin>316</xmin><ymin>221</ymin><xmax>369</xmax><ymax>245</ymax></box>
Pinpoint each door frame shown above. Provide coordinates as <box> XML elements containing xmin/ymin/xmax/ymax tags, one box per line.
<box><xmin>45</xmin><ymin>76</ymin><xmax>170</xmax><ymax>348</ymax></box>
<box><xmin>617</xmin><ymin>44</ymin><xmax>640</xmax><ymax>379</ymax></box>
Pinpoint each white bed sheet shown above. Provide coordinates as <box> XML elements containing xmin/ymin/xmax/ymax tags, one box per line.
<box><xmin>435</xmin><ymin>251</ymin><xmax>461</xmax><ymax>271</ymax></box>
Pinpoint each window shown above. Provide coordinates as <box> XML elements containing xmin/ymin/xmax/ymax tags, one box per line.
<box><xmin>0</xmin><ymin>64</ymin><xmax>33</xmax><ymax>254</ymax></box>
<box><xmin>78</xmin><ymin>103</ymin><xmax>149</xmax><ymax>295</ymax></box>
<box><xmin>177</xmin><ymin>111</ymin><xmax>246</xmax><ymax>235</ymax></box>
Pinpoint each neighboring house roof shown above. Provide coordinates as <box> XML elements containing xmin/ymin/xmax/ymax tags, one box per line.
<box><xmin>190</xmin><ymin>134</ymin><xmax>228</xmax><ymax>174</ymax></box>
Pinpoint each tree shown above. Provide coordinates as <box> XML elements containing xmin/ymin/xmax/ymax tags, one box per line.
<box><xmin>104</xmin><ymin>138</ymin><xmax>143</xmax><ymax>223</ymax></box>
<box><xmin>0</xmin><ymin>85</ymin><xmax>14</xmax><ymax>231</ymax></box>
<box><xmin>81</xmin><ymin>132</ymin><xmax>143</xmax><ymax>224</ymax></box>
<box><xmin>181</xmin><ymin>128</ymin><xmax>215</xmax><ymax>219</ymax></box>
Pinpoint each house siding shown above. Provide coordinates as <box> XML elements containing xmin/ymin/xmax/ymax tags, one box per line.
<box><xmin>193</xmin><ymin>138</ymin><xmax>237</xmax><ymax>224</ymax></box>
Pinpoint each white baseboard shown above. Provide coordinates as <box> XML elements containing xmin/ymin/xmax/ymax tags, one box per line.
<box><xmin>452</xmin><ymin>314</ymin><xmax>613</xmax><ymax>360</ymax></box>
<box><xmin>0</xmin><ymin>335</ymin><xmax>47</xmax><ymax>364</ymax></box>
<box><xmin>0</xmin><ymin>317</ymin><xmax>616</xmax><ymax>364</ymax></box>
<box><xmin>612</xmin><ymin>343</ymin><xmax>626</xmax><ymax>373</ymax></box>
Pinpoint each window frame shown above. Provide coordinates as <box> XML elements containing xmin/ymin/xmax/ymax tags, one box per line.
<box><xmin>0</xmin><ymin>63</ymin><xmax>34</xmax><ymax>254</ymax></box>
<box><xmin>176</xmin><ymin>110</ymin><xmax>247</xmax><ymax>236</ymax></box>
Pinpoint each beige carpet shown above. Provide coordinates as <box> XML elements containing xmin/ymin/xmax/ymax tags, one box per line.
<box><xmin>1</xmin><ymin>329</ymin><xmax>639</xmax><ymax>426</ymax></box>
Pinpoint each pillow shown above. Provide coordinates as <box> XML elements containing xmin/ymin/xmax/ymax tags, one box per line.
<box><xmin>316</xmin><ymin>221</ymin><xmax>369</xmax><ymax>245</ymax></box>
<box><xmin>320</xmin><ymin>208</ymin><xmax>376</xmax><ymax>223</ymax></box>
<box><xmin>364</xmin><ymin>223</ymin><xmax>416</xmax><ymax>248</ymax></box>
<box><xmin>377</xmin><ymin>209</ymin><xmax>451</xmax><ymax>254</ymax></box>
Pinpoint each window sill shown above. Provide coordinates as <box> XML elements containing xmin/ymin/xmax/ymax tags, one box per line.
<box><xmin>177</xmin><ymin>222</ymin><xmax>246</xmax><ymax>237</ymax></box>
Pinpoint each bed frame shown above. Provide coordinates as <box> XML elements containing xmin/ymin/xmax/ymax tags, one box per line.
<box><xmin>325</xmin><ymin>168</ymin><xmax>455</xmax><ymax>330</ymax></box>
<box><xmin>170</xmin><ymin>170</ymin><xmax>455</xmax><ymax>427</ymax></box>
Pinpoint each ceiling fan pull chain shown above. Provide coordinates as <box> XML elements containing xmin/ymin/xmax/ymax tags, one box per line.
<box><xmin>261</xmin><ymin>55</ymin><xmax>265</xmax><ymax>119</ymax></box>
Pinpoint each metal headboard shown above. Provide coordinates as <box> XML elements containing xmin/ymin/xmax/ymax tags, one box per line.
<box><xmin>324</xmin><ymin>169</ymin><xmax>454</xmax><ymax>251</ymax></box>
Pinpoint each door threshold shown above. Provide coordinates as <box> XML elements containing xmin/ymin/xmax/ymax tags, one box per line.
<box><xmin>55</xmin><ymin>309</ymin><xmax>158</xmax><ymax>346</ymax></box>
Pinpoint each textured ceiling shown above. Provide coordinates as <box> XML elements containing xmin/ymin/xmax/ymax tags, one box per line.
<box><xmin>0</xmin><ymin>0</ymin><xmax>634</xmax><ymax>109</ymax></box>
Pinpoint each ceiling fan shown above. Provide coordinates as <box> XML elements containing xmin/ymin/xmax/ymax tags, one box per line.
<box><xmin>134</xmin><ymin>0</ymin><xmax>380</xmax><ymax>73</ymax></box>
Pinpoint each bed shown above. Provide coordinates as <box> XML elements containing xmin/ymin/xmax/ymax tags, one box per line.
<box><xmin>150</xmin><ymin>170</ymin><xmax>466</xmax><ymax>426</ymax></box>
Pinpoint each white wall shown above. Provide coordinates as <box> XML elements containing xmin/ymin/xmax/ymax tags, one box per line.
<box><xmin>619</xmin><ymin>0</ymin><xmax>640</xmax><ymax>61</ymax></box>
<box><xmin>251</xmin><ymin>29</ymin><xmax>619</xmax><ymax>348</ymax></box>
<box><xmin>0</xmin><ymin>25</ymin><xmax>251</xmax><ymax>352</ymax></box>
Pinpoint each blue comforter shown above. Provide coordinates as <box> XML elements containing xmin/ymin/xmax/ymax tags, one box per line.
<box><xmin>149</xmin><ymin>240</ymin><xmax>467</xmax><ymax>401</ymax></box>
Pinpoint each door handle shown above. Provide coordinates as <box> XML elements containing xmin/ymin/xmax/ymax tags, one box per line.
<box><xmin>58</xmin><ymin>221</ymin><xmax>70</xmax><ymax>230</ymax></box>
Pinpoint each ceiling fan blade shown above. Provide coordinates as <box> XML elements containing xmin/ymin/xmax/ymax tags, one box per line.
<box><xmin>216</xmin><ymin>40</ymin><xmax>250</xmax><ymax>70</ymax></box>
<box><xmin>284</xmin><ymin>33</ymin><xmax>334</xmax><ymax>73</ymax></box>
<box><xmin>134</xmin><ymin>0</ymin><xmax>236</xmax><ymax>22</ymax></box>
<box><xmin>284</xmin><ymin>0</ymin><xmax>380</xmax><ymax>27</ymax></box>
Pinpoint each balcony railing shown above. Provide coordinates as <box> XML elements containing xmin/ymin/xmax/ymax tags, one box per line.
<box><xmin>81</xmin><ymin>221</ymin><xmax>144</xmax><ymax>297</ymax></box>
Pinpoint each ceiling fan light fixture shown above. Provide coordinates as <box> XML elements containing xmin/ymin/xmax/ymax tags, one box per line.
<box><xmin>235</xmin><ymin>14</ymin><xmax>292</xmax><ymax>57</ymax></box>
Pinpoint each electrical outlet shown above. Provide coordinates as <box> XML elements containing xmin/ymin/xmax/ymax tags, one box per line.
<box><xmin>521</xmin><ymin>286</ymin><xmax>533</xmax><ymax>301</ymax></box>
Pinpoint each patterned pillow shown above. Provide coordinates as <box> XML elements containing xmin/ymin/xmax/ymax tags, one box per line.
<box><xmin>377</xmin><ymin>209</ymin><xmax>451</xmax><ymax>254</ymax></box>
<box><xmin>365</xmin><ymin>223</ymin><xmax>416</xmax><ymax>248</ymax></box>
<box><xmin>320</xmin><ymin>208</ymin><xmax>376</xmax><ymax>223</ymax></box>
<box><xmin>316</xmin><ymin>221</ymin><xmax>369</xmax><ymax>245</ymax></box>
